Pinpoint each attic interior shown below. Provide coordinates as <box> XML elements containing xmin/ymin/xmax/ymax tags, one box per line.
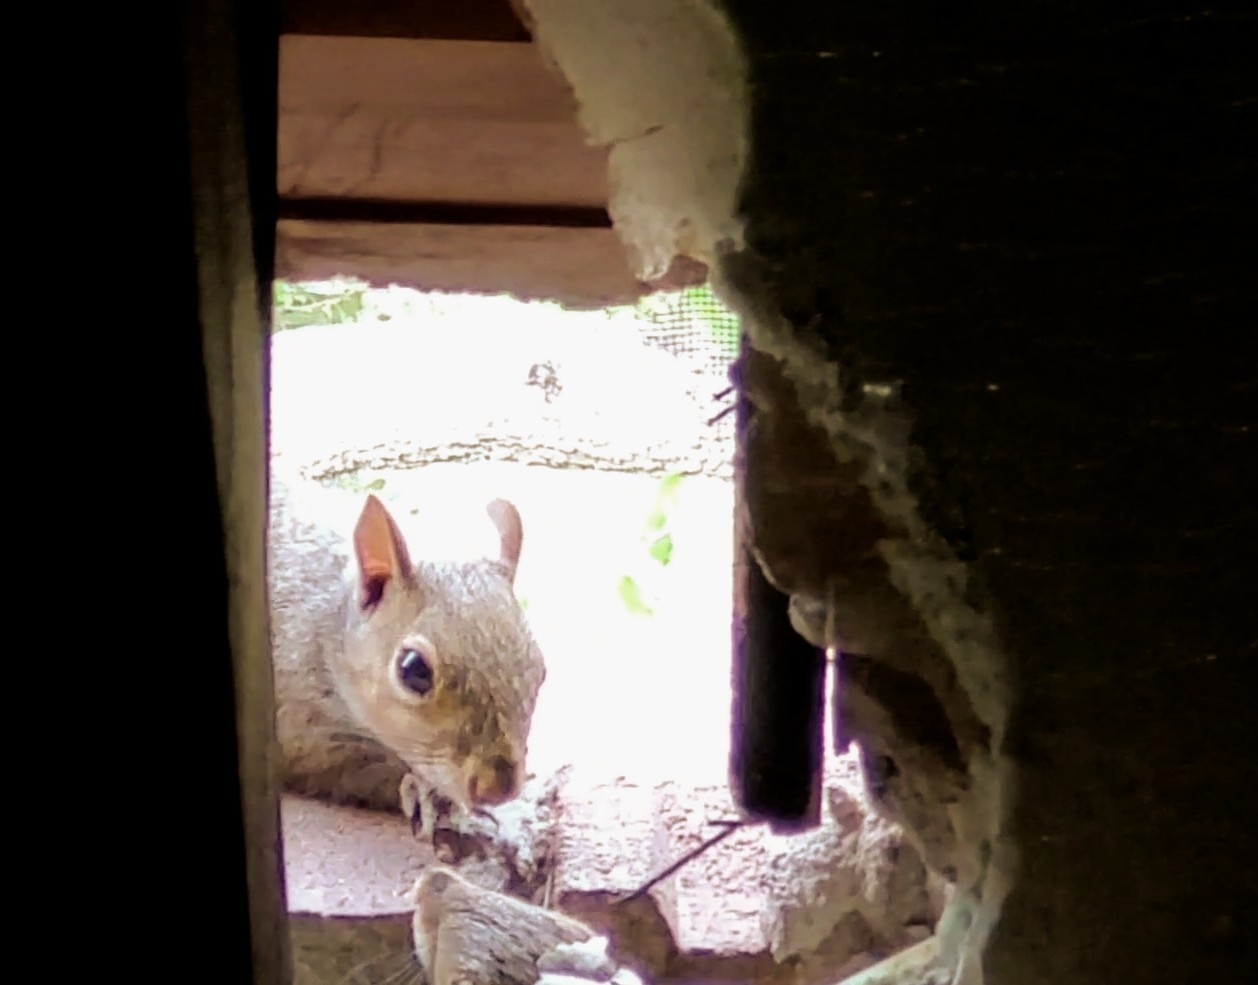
<box><xmin>270</xmin><ymin>3</ymin><xmax>920</xmax><ymax>981</ymax></box>
<box><xmin>268</xmin><ymin>3</ymin><xmax>921</xmax><ymax>983</ymax></box>
<box><xmin>182</xmin><ymin>1</ymin><xmax>1255</xmax><ymax>984</ymax></box>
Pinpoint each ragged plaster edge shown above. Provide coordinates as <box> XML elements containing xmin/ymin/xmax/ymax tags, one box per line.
<box><xmin>514</xmin><ymin>1</ymin><xmax>1016</xmax><ymax>981</ymax></box>
<box><xmin>710</xmin><ymin>266</ymin><xmax>1017</xmax><ymax>985</ymax></box>
<box><xmin>518</xmin><ymin>0</ymin><xmax>748</xmax><ymax>280</ymax></box>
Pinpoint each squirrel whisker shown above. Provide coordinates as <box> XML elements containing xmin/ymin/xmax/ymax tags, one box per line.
<box><xmin>333</xmin><ymin>948</ymin><xmax>416</xmax><ymax>985</ymax></box>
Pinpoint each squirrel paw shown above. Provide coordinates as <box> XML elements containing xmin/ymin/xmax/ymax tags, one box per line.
<box><xmin>400</xmin><ymin>774</ymin><xmax>499</xmax><ymax>859</ymax></box>
<box><xmin>536</xmin><ymin>936</ymin><xmax>646</xmax><ymax>985</ymax></box>
<box><xmin>400</xmin><ymin>773</ymin><xmax>439</xmax><ymax>845</ymax></box>
<box><xmin>537</xmin><ymin>937</ymin><xmax>618</xmax><ymax>979</ymax></box>
<box><xmin>438</xmin><ymin>802</ymin><xmax>501</xmax><ymax>848</ymax></box>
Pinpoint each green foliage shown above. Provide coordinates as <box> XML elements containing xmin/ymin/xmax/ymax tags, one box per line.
<box><xmin>617</xmin><ymin>576</ymin><xmax>654</xmax><ymax>616</ymax></box>
<box><xmin>647</xmin><ymin>533</ymin><xmax>674</xmax><ymax>566</ymax></box>
<box><xmin>329</xmin><ymin>472</ymin><xmax>387</xmax><ymax>494</ymax></box>
<box><xmin>657</xmin><ymin>471</ymin><xmax>686</xmax><ymax>501</ymax></box>
<box><xmin>272</xmin><ymin>279</ymin><xmax>368</xmax><ymax>332</ymax></box>
<box><xmin>636</xmin><ymin>284</ymin><xmax>740</xmax><ymax>359</ymax></box>
<box><xmin>682</xmin><ymin>284</ymin><xmax>741</xmax><ymax>358</ymax></box>
<box><xmin>616</xmin><ymin>472</ymin><xmax>687</xmax><ymax>617</ymax></box>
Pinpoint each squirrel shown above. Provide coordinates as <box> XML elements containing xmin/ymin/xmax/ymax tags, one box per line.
<box><xmin>269</xmin><ymin>473</ymin><xmax>547</xmax><ymax>840</ymax></box>
<box><xmin>411</xmin><ymin>864</ymin><xmax>646</xmax><ymax>985</ymax></box>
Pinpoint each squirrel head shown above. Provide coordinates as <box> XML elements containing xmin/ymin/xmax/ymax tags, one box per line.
<box><xmin>335</xmin><ymin>493</ymin><xmax>545</xmax><ymax>810</ymax></box>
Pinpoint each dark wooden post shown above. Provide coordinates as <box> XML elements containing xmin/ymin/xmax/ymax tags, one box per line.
<box><xmin>183</xmin><ymin>1</ymin><xmax>287</xmax><ymax>982</ymax></box>
<box><xmin>730</xmin><ymin>334</ymin><xmax>827</xmax><ymax>833</ymax></box>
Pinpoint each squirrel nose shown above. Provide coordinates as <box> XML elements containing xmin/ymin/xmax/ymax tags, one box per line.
<box><xmin>466</xmin><ymin>755</ymin><xmax>521</xmax><ymax>806</ymax></box>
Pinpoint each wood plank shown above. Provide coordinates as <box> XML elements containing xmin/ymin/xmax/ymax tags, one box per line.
<box><xmin>281</xmin><ymin>0</ymin><xmax>530</xmax><ymax>42</ymax></box>
<box><xmin>731</xmin><ymin>337</ymin><xmax>826</xmax><ymax>833</ymax></box>
<box><xmin>275</xmin><ymin>220</ymin><xmax>707</xmax><ymax>308</ymax></box>
<box><xmin>278</xmin><ymin>197</ymin><xmax>610</xmax><ymax>228</ymax></box>
<box><xmin>279</xmin><ymin>35</ymin><xmax>607</xmax><ymax>208</ymax></box>
<box><xmin>183</xmin><ymin>0</ymin><xmax>290</xmax><ymax>982</ymax></box>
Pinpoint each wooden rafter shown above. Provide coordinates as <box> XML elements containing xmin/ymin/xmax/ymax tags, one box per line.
<box><xmin>281</xmin><ymin>0</ymin><xmax>531</xmax><ymax>43</ymax></box>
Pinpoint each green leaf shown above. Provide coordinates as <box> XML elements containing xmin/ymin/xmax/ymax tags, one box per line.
<box><xmin>658</xmin><ymin>472</ymin><xmax>686</xmax><ymax>500</ymax></box>
<box><xmin>647</xmin><ymin>533</ymin><xmax>674</xmax><ymax>567</ymax></box>
<box><xmin>518</xmin><ymin>597</ymin><xmax>530</xmax><ymax>612</ymax></box>
<box><xmin>645</xmin><ymin>508</ymin><xmax>668</xmax><ymax>532</ymax></box>
<box><xmin>364</xmin><ymin>478</ymin><xmax>386</xmax><ymax>492</ymax></box>
<box><xmin>271</xmin><ymin>278</ymin><xmax>368</xmax><ymax>332</ymax></box>
<box><xmin>617</xmin><ymin>575</ymin><xmax>654</xmax><ymax>616</ymax></box>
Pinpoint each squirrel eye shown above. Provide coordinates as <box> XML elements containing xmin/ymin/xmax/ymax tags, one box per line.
<box><xmin>397</xmin><ymin>648</ymin><xmax>434</xmax><ymax>696</ymax></box>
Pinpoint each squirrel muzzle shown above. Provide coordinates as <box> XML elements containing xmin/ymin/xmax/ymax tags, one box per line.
<box><xmin>464</xmin><ymin>752</ymin><xmax>522</xmax><ymax>806</ymax></box>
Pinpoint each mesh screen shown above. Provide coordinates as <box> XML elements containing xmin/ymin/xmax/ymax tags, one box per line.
<box><xmin>627</xmin><ymin>285</ymin><xmax>740</xmax><ymax>443</ymax></box>
<box><xmin>633</xmin><ymin>285</ymin><xmax>741</xmax><ymax>382</ymax></box>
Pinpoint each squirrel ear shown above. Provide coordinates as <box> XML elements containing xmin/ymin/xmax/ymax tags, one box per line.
<box><xmin>352</xmin><ymin>495</ymin><xmax>414</xmax><ymax>611</ymax></box>
<box><xmin>486</xmin><ymin>498</ymin><xmax>523</xmax><ymax>584</ymax></box>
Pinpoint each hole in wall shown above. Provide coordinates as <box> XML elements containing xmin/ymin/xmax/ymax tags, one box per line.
<box><xmin>265</xmin><ymin>5</ymin><xmax>965</xmax><ymax>982</ymax></box>
<box><xmin>268</xmin><ymin>278</ymin><xmax>950</xmax><ymax>985</ymax></box>
<box><xmin>270</xmin><ymin>277</ymin><xmax>740</xmax><ymax>786</ymax></box>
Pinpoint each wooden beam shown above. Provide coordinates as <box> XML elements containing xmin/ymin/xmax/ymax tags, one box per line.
<box><xmin>278</xmin><ymin>197</ymin><xmax>611</xmax><ymax>228</ymax></box>
<box><xmin>183</xmin><ymin>0</ymin><xmax>290</xmax><ymax>982</ymax></box>
<box><xmin>275</xmin><ymin>219</ymin><xmax>707</xmax><ymax>307</ymax></box>
<box><xmin>281</xmin><ymin>0</ymin><xmax>530</xmax><ymax>42</ymax></box>
<box><xmin>730</xmin><ymin>340</ymin><xmax>826</xmax><ymax>834</ymax></box>
<box><xmin>279</xmin><ymin>36</ymin><xmax>608</xmax><ymax>210</ymax></box>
